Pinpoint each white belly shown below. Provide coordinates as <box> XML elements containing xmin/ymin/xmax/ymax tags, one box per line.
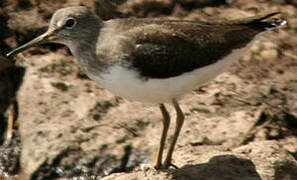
<box><xmin>88</xmin><ymin>42</ymin><xmax>254</xmax><ymax>103</ymax></box>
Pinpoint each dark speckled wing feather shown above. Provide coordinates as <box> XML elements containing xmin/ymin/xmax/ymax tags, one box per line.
<box><xmin>119</xmin><ymin>12</ymin><xmax>281</xmax><ymax>79</ymax></box>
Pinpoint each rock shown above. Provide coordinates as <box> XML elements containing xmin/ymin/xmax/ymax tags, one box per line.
<box><xmin>286</xmin><ymin>0</ymin><xmax>297</xmax><ymax>6</ymax></box>
<box><xmin>102</xmin><ymin>141</ymin><xmax>297</xmax><ymax>180</ymax></box>
<box><xmin>258</xmin><ymin>41</ymin><xmax>279</xmax><ymax>60</ymax></box>
<box><xmin>0</xmin><ymin>54</ymin><xmax>13</xmax><ymax>71</ymax></box>
<box><xmin>15</xmin><ymin>53</ymin><xmax>153</xmax><ymax>179</ymax></box>
<box><xmin>260</xmin><ymin>49</ymin><xmax>279</xmax><ymax>60</ymax></box>
<box><xmin>117</xmin><ymin>0</ymin><xmax>174</xmax><ymax>17</ymax></box>
<box><xmin>16</xmin><ymin>54</ymin><xmax>104</xmax><ymax>179</ymax></box>
<box><xmin>177</xmin><ymin>0</ymin><xmax>227</xmax><ymax>9</ymax></box>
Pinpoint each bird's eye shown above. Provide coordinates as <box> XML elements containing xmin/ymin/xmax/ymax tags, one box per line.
<box><xmin>65</xmin><ymin>18</ymin><xmax>76</xmax><ymax>29</ymax></box>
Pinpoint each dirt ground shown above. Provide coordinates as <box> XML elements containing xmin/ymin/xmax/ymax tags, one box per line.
<box><xmin>0</xmin><ymin>0</ymin><xmax>297</xmax><ymax>179</ymax></box>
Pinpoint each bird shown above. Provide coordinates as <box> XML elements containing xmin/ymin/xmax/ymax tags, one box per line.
<box><xmin>6</xmin><ymin>6</ymin><xmax>286</xmax><ymax>169</ymax></box>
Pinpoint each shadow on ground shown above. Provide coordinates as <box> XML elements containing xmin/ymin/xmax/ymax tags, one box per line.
<box><xmin>274</xmin><ymin>161</ymin><xmax>297</xmax><ymax>180</ymax></box>
<box><xmin>171</xmin><ymin>155</ymin><xmax>261</xmax><ymax>180</ymax></box>
<box><xmin>170</xmin><ymin>154</ymin><xmax>297</xmax><ymax>180</ymax></box>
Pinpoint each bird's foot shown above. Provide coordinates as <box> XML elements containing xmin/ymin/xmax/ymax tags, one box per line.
<box><xmin>153</xmin><ymin>162</ymin><xmax>179</xmax><ymax>170</ymax></box>
<box><xmin>139</xmin><ymin>163</ymin><xmax>156</xmax><ymax>171</ymax></box>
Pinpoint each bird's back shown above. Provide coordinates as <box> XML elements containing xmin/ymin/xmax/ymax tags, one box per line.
<box><xmin>97</xmin><ymin>12</ymin><xmax>285</xmax><ymax>79</ymax></box>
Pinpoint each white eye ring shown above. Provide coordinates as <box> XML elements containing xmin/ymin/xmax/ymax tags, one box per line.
<box><xmin>65</xmin><ymin>17</ymin><xmax>77</xmax><ymax>29</ymax></box>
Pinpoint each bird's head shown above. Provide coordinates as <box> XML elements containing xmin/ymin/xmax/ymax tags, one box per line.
<box><xmin>7</xmin><ymin>6</ymin><xmax>101</xmax><ymax>57</ymax></box>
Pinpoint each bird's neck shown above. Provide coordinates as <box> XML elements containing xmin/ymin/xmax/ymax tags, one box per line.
<box><xmin>69</xmin><ymin>27</ymin><xmax>108</xmax><ymax>76</ymax></box>
<box><xmin>67</xmin><ymin>19</ymin><xmax>110</xmax><ymax>74</ymax></box>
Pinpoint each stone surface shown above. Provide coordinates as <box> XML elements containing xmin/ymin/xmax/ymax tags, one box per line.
<box><xmin>102</xmin><ymin>141</ymin><xmax>297</xmax><ymax>180</ymax></box>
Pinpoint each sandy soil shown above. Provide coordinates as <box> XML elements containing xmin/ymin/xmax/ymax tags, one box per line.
<box><xmin>0</xmin><ymin>0</ymin><xmax>296</xmax><ymax>179</ymax></box>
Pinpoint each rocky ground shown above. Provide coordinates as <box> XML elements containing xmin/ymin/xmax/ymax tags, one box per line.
<box><xmin>0</xmin><ymin>0</ymin><xmax>297</xmax><ymax>179</ymax></box>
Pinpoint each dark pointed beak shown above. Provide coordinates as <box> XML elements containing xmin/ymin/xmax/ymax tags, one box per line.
<box><xmin>6</xmin><ymin>31</ymin><xmax>57</xmax><ymax>57</ymax></box>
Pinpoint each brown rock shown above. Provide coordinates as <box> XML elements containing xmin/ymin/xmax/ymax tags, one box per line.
<box><xmin>0</xmin><ymin>54</ymin><xmax>13</xmax><ymax>71</ymax></box>
<box><xmin>286</xmin><ymin>0</ymin><xmax>297</xmax><ymax>6</ymax></box>
<box><xmin>117</xmin><ymin>0</ymin><xmax>174</xmax><ymax>17</ymax></box>
<box><xmin>102</xmin><ymin>141</ymin><xmax>297</xmax><ymax>180</ymax></box>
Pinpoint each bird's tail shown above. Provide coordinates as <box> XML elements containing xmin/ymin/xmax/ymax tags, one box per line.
<box><xmin>232</xmin><ymin>11</ymin><xmax>287</xmax><ymax>31</ymax></box>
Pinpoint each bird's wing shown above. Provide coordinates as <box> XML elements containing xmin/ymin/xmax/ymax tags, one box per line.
<box><xmin>122</xmin><ymin>20</ymin><xmax>257</xmax><ymax>79</ymax></box>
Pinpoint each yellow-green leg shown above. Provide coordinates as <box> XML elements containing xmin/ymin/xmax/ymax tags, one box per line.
<box><xmin>163</xmin><ymin>99</ymin><xmax>184</xmax><ymax>168</ymax></box>
<box><xmin>154</xmin><ymin>104</ymin><xmax>170</xmax><ymax>169</ymax></box>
